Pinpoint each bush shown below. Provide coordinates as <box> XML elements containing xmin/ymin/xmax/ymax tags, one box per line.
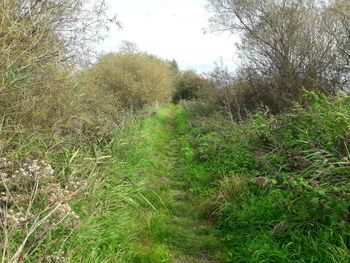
<box><xmin>177</xmin><ymin>94</ymin><xmax>350</xmax><ymax>262</ymax></box>
<box><xmin>0</xmin><ymin>1</ymin><xmax>121</xmax><ymax>261</ymax></box>
<box><xmin>197</xmin><ymin>63</ymin><xmax>299</xmax><ymax>121</ymax></box>
<box><xmin>0</xmin><ymin>0</ymin><xmax>117</xmax><ymax>128</ymax></box>
<box><xmin>83</xmin><ymin>53</ymin><xmax>174</xmax><ymax>109</ymax></box>
<box><xmin>172</xmin><ymin>71</ymin><xmax>213</xmax><ymax>103</ymax></box>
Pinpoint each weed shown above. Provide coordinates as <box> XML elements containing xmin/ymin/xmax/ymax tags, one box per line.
<box><xmin>174</xmin><ymin>96</ymin><xmax>350</xmax><ymax>262</ymax></box>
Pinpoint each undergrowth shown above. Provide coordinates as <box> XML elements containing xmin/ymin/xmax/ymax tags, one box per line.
<box><xmin>63</xmin><ymin>106</ymin><xmax>222</xmax><ymax>262</ymax></box>
<box><xmin>174</xmin><ymin>94</ymin><xmax>350</xmax><ymax>262</ymax></box>
<box><xmin>2</xmin><ymin>94</ymin><xmax>350</xmax><ymax>262</ymax></box>
<box><xmin>0</xmin><ymin>110</ymin><xmax>133</xmax><ymax>262</ymax></box>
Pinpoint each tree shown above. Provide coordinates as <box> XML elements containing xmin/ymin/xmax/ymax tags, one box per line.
<box><xmin>206</xmin><ymin>61</ymin><xmax>237</xmax><ymax>122</ymax></box>
<box><xmin>0</xmin><ymin>0</ymin><xmax>119</xmax><ymax>123</ymax></box>
<box><xmin>0</xmin><ymin>0</ymin><xmax>119</xmax><ymax>73</ymax></box>
<box><xmin>84</xmin><ymin>53</ymin><xmax>174</xmax><ymax>109</ymax></box>
<box><xmin>172</xmin><ymin>70</ymin><xmax>213</xmax><ymax>103</ymax></box>
<box><xmin>207</xmin><ymin>0</ymin><xmax>349</xmax><ymax>109</ymax></box>
<box><xmin>119</xmin><ymin>40</ymin><xmax>140</xmax><ymax>54</ymax></box>
<box><xmin>325</xmin><ymin>0</ymin><xmax>350</xmax><ymax>86</ymax></box>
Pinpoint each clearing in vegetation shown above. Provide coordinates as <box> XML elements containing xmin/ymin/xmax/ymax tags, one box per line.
<box><xmin>65</xmin><ymin>105</ymin><xmax>223</xmax><ymax>262</ymax></box>
<box><xmin>65</xmin><ymin>98</ymin><xmax>350</xmax><ymax>262</ymax></box>
<box><xmin>2</xmin><ymin>97</ymin><xmax>350</xmax><ymax>262</ymax></box>
<box><xmin>2</xmin><ymin>1</ymin><xmax>350</xmax><ymax>262</ymax></box>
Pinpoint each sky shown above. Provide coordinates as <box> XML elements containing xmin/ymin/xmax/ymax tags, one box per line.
<box><xmin>97</xmin><ymin>0</ymin><xmax>240</xmax><ymax>73</ymax></box>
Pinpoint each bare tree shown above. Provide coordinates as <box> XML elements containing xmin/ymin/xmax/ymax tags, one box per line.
<box><xmin>207</xmin><ymin>0</ymin><xmax>349</xmax><ymax>107</ymax></box>
<box><xmin>325</xmin><ymin>0</ymin><xmax>350</xmax><ymax>90</ymax></box>
<box><xmin>119</xmin><ymin>40</ymin><xmax>140</xmax><ymax>54</ymax></box>
<box><xmin>207</xmin><ymin>59</ymin><xmax>239</xmax><ymax>122</ymax></box>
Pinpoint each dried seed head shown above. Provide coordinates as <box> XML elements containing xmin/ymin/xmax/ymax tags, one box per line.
<box><xmin>272</xmin><ymin>221</ymin><xmax>289</xmax><ymax>234</ymax></box>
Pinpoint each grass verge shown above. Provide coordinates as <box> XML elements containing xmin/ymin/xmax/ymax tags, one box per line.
<box><xmin>175</xmin><ymin>96</ymin><xmax>350</xmax><ymax>262</ymax></box>
<box><xmin>65</xmin><ymin>105</ymin><xmax>223</xmax><ymax>262</ymax></box>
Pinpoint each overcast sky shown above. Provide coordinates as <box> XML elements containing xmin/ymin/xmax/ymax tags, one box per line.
<box><xmin>97</xmin><ymin>0</ymin><xmax>240</xmax><ymax>73</ymax></box>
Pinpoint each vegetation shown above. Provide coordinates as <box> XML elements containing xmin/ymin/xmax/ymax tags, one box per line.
<box><xmin>1</xmin><ymin>0</ymin><xmax>350</xmax><ymax>262</ymax></box>
<box><xmin>0</xmin><ymin>0</ymin><xmax>119</xmax><ymax>127</ymax></box>
<box><xmin>175</xmin><ymin>95</ymin><xmax>350</xmax><ymax>262</ymax></box>
<box><xmin>172</xmin><ymin>71</ymin><xmax>212</xmax><ymax>103</ymax></box>
<box><xmin>0</xmin><ymin>0</ymin><xmax>171</xmax><ymax>261</ymax></box>
<box><xmin>207</xmin><ymin>0</ymin><xmax>350</xmax><ymax>113</ymax></box>
<box><xmin>61</xmin><ymin>106</ymin><xmax>223</xmax><ymax>262</ymax></box>
<box><xmin>82</xmin><ymin>52</ymin><xmax>174</xmax><ymax>109</ymax></box>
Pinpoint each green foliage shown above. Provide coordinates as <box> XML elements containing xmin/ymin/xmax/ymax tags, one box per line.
<box><xmin>0</xmin><ymin>0</ymin><xmax>118</xmax><ymax>128</ymax></box>
<box><xmin>174</xmin><ymin>95</ymin><xmax>350</xmax><ymax>262</ymax></box>
<box><xmin>60</xmin><ymin>106</ymin><xmax>223</xmax><ymax>262</ymax></box>
<box><xmin>83</xmin><ymin>53</ymin><xmax>174</xmax><ymax>109</ymax></box>
<box><xmin>172</xmin><ymin>71</ymin><xmax>213</xmax><ymax>103</ymax></box>
<box><xmin>2</xmin><ymin>1</ymin><xmax>350</xmax><ymax>262</ymax></box>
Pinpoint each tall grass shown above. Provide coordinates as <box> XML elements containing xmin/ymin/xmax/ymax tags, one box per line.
<box><xmin>175</xmin><ymin>95</ymin><xmax>350</xmax><ymax>262</ymax></box>
<box><xmin>59</xmin><ymin>109</ymin><xmax>169</xmax><ymax>262</ymax></box>
<box><xmin>0</xmin><ymin>2</ymin><xmax>175</xmax><ymax>261</ymax></box>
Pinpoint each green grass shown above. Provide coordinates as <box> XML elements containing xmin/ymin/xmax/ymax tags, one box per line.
<box><xmin>4</xmin><ymin>95</ymin><xmax>349</xmax><ymax>262</ymax></box>
<box><xmin>174</xmin><ymin>95</ymin><xmax>350</xmax><ymax>262</ymax></box>
<box><xmin>63</xmin><ymin>105</ymin><xmax>223</xmax><ymax>262</ymax></box>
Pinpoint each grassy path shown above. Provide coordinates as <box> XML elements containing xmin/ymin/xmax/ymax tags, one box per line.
<box><xmin>138</xmin><ymin>106</ymin><xmax>222</xmax><ymax>262</ymax></box>
<box><xmin>67</xmin><ymin>105</ymin><xmax>222</xmax><ymax>262</ymax></box>
<box><xmin>68</xmin><ymin>101</ymin><xmax>350</xmax><ymax>263</ymax></box>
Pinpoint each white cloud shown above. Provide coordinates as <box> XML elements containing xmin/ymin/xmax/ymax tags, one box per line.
<box><xmin>97</xmin><ymin>0</ymin><xmax>240</xmax><ymax>73</ymax></box>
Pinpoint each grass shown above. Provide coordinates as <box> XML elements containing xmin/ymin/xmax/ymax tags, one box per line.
<box><xmin>2</xmin><ymin>94</ymin><xmax>350</xmax><ymax>262</ymax></box>
<box><xmin>63</xmin><ymin>105</ymin><xmax>223</xmax><ymax>262</ymax></box>
<box><xmin>175</xmin><ymin>95</ymin><xmax>350</xmax><ymax>262</ymax></box>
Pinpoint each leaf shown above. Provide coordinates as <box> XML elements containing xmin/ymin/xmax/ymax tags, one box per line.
<box><xmin>69</xmin><ymin>149</ymin><xmax>80</xmax><ymax>164</ymax></box>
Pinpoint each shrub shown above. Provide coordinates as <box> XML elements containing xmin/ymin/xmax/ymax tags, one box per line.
<box><xmin>0</xmin><ymin>2</ymin><xmax>121</xmax><ymax>262</ymax></box>
<box><xmin>83</xmin><ymin>53</ymin><xmax>174</xmax><ymax>109</ymax></box>
<box><xmin>0</xmin><ymin>0</ymin><xmax>118</xmax><ymax>128</ymax></box>
<box><xmin>172</xmin><ymin>71</ymin><xmax>213</xmax><ymax>103</ymax></box>
<box><xmin>178</xmin><ymin>94</ymin><xmax>350</xmax><ymax>262</ymax></box>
